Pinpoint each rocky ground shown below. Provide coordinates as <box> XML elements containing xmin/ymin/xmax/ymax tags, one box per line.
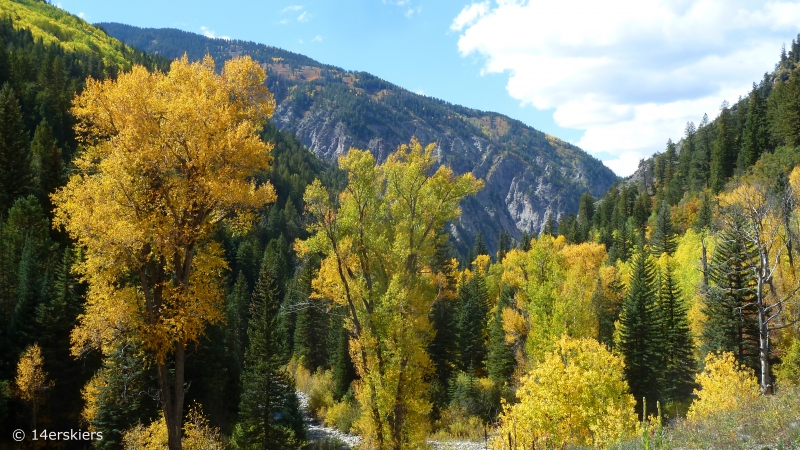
<box><xmin>298</xmin><ymin>391</ymin><xmax>491</xmax><ymax>450</ymax></box>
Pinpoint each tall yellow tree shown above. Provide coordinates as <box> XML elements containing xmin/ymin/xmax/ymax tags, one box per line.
<box><xmin>296</xmin><ymin>139</ymin><xmax>482</xmax><ymax>449</ymax></box>
<box><xmin>15</xmin><ymin>343</ymin><xmax>54</xmax><ymax>430</ymax></box>
<box><xmin>52</xmin><ymin>55</ymin><xmax>276</xmax><ymax>450</ymax></box>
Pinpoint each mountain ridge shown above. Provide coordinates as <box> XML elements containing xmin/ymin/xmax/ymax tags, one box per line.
<box><xmin>99</xmin><ymin>22</ymin><xmax>619</xmax><ymax>254</ymax></box>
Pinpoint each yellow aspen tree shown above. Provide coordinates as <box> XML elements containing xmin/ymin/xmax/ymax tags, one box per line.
<box><xmin>15</xmin><ymin>343</ymin><xmax>54</xmax><ymax>429</ymax></box>
<box><xmin>296</xmin><ymin>139</ymin><xmax>482</xmax><ymax>449</ymax></box>
<box><xmin>491</xmin><ymin>336</ymin><xmax>637</xmax><ymax>449</ymax></box>
<box><xmin>687</xmin><ymin>352</ymin><xmax>759</xmax><ymax>421</ymax></box>
<box><xmin>52</xmin><ymin>55</ymin><xmax>276</xmax><ymax>450</ymax></box>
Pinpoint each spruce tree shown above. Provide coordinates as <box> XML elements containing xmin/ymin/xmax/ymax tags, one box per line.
<box><xmin>592</xmin><ymin>277</ymin><xmax>623</xmax><ymax>349</ymax></box>
<box><xmin>487</xmin><ymin>285</ymin><xmax>516</xmax><ymax>382</ymax></box>
<box><xmin>618</xmin><ymin>249</ymin><xmax>661</xmax><ymax>411</ymax></box>
<box><xmin>456</xmin><ymin>271</ymin><xmax>490</xmax><ymax>376</ymax></box>
<box><xmin>651</xmin><ymin>200</ymin><xmax>677</xmax><ymax>256</ymax></box>
<box><xmin>472</xmin><ymin>231</ymin><xmax>489</xmax><ymax>257</ymax></box>
<box><xmin>292</xmin><ymin>259</ymin><xmax>329</xmax><ymax>372</ymax></box>
<box><xmin>656</xmin><ymin>259</ymin><xmax>695</xmax><ymax>402</ymax></box>
<box><xmin>0</xmin><ymin>83</ymin><xmax>30</xmax><ymax>212</ymax></box>
<box><xmin>328</xmin><ymin>311</ymin><xmax>356</xmax><ymax>402</ymax></box>
<box><xmin>738</xmin><ymin>86</ymin><xmax>769</xmax><ymax>170</ymax></box>
<box><xmin>542</xmin><ymin>213</ymin><xmax>557</xmax><ymax>236</ymax></box>
<box><xmin>702</xmin><ymin>222</ymin><xmax>760</xmax><ymax>373</ymax></box>
<box><xmin>496</xmin><ymin>230</ymin><xmax>511</xmax><ymax>262</ymax></box>
<box><xmin>428</xmin><ymin>234</ymin><xmax>459</xmax><ymax>411</ymax></box>
<box><xmin>29</xmin><ymin>119</ymin><xmax>62</xmax><ymax>209</ymax></box>
<box><xmin>237</xmin><ymin>252</ymin><xmax>304</xmax><ymax>449</ymax></box>
<box><xmin>710</xmin><ymin>102</ymin><xmax>736</xmax><ymax>193</ymax></box>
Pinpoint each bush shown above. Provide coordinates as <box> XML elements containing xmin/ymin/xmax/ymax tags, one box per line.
<box><xmin>324</xmin><ymin>397</ymin><xmax>359</xmax><ymax>433</ymax></box>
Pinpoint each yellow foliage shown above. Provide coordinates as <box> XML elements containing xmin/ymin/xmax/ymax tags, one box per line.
<box><xmin>122</xmin><ymin>404</ymin><xmax>222</xmax><ymax>450</ymax></box>
<box><xmin>53</xmin><ymin>55</ymin><xmax>275</xmax><ymax>361</ymax></box>
<box><xmin>14</xmin><ymin>343</ymin><xmax>54</xmax><ymax>424</ymax></box>
<box><xmin>499</xmin><ymin>236</ymin><xmax>605</xmax><ymax>363</ymax></box>
<box><xmin>687</xmin><ymin>352</ymin><xmax>760</xmax><ymax>421</ymax></box>
<box><xmin>491</xmin><ymin>336</ymin><xmax>637</xmax><ymax>449</ymax></box>
<box><xmin>297</xmin><ymin>138</ymin><xmax>482</xmax><ymax>449</ymax></box>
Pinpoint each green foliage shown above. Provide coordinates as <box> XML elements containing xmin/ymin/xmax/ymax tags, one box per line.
<box><xmin>0</xmin><ymin>82</ymin><xmax>30</xmax><ymax>211</ymax></box>
<box><xmin>618</xmin><ymin>249</ymin><xmax>661</xmax><ymax>412</ymax></box>
<box><xmin>702</xmin><ymin>222</ymin><xmax>760</xmax><ymax>374</ymax></box>
<box><xmin>237</xmin><ymin>252</ymin><xmax>305</xmax><ymax>449</ymax></box>
<box><xmin>651</xmin><ymin>201</ymin><xmax>677</xmax><ymax>256</ymax></box>
<box><xmin>487</xmin><ymin>285</ymin><xmax>516</xmax><ymax>382</ymax></box>
<box><xmin>655</xmin><ymin>257</ymin><xmax>695</xmax><ymax>402</ymax></box>
<box><xmin>456</xmin><ymin>271</ymin><xmax>490</xmax><ymax>376</ymax></box>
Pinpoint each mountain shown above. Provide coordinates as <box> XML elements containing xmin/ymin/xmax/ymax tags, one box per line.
<box><xmin>98</xmin><ymin>23</ymin><xmax>618</xmax><ymax>255</ymax></box>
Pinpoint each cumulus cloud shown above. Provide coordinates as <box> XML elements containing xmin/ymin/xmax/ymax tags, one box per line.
<box><xmin>200</xmin><ymin>26</ymin><xmax>229</xmax><ymax>40</ymax></box>
<box><xmin>282</xmin><ymin>5</ymin><xmax>303</xmax><ymax>13</ymax></box>
<box><xmin>297</xmin><ymin>11</ymin><xmax>310</xmax><ymax>22</ymax></box>
<box><xmin>453</xmin><ymin>0</ymin><xmax>800</xmax><ymax>175</ymax></box>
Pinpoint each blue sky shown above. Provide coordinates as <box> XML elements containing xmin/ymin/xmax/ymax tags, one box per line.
<box><xmin>58</xmin><ymin>1</ymin><xmax>800</xmax><ymax>176</ymax></box>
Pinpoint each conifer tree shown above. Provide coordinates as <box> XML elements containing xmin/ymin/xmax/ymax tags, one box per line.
<box><xmin>0</xmin><ymin>83</ymin><xmax>30</xmax><ymax>212</ymax></box>
<box><xmin>690</xmin><ymin>114</ymin><xmax>712</xmax><ymax>191</ymax></box>
<box><xmin>225</xmin><ymin>273</ymin><xmax>250</xmax><ymax>385</ymax></box>
<box><xmin>292</xmin><ymin>259</ymin><xmax>329</xmax><ymax>372</ymax></box>
<box><xmin>702</xmin><ymin>221</ymin><xmax>760</xmax><ymax>373</ymax></box>
<box><xmin>710</xmin><ymin>102</ymin><xmax>736</xmax><ymax>193</ymax></box>
<box><xmin>487</xmin><ymin>285</ymin><xmax>516</xmax><ymax>382</ymax></box>
<box><xmin>456</xmin><ymin>271</ymin><xmax>490</xmax><ymax>376</ymax></box>
<box><xmin>655</xmin><ymin>258</ymin><xmax>695</xmax><ymax>402</ymax></box>
<box><xmin>618</xmin><ymin>249</ymin><xmax>661</xmax><ymax>411</ymax></box>
<box><xmin>496</xmin><ymin>230</ymin><xmax>511</xmax><ymax>262</ymax></box>
<box><xmin>237</xmin><ymin>252</ymin><xmax>304</xmax><ymax>449</ymax></box>
<box><xmin>651</xmin><ymin>201</ymin><xmax>677</xmax><ymax>256</ymax></box>
<box><xmin>428</xmin><ymin>234</ymin><xmax>459</xmax><ymax>410</ymax></box>
<box><xmin>29</xmin><ymin>119</ymin><xmax>62</xmax><ymax>210</ymax></box>
<box><xmin>472</xmin><ymin>231</ymin><xmax>489</xmax><ymax>257</ymax></box>
<box><xmin>328</xmin><ymin>311</ymin><xmax>356</xmax><ymax>402</ymax></box>
<box><xmin>542</xmin><ymin>213</ymin><xmax>557</xmax><ymax>236</ymax></box>
<box><xmin>738</xmin><ymin>86</ymin><xmax>769</xmax><ymax>170</ymax></box>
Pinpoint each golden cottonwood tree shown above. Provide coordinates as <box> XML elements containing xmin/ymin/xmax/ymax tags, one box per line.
<box><xmin>296</xmin><ymin>139</ymin><xmax>482</xmax><ymax>449</ymax></box>
<box><xmin>500</xmin><ymin>236</ymin><xmax>605</xmax><ymax>364</ymax></box>
<box><xmin>491</xmin><ymin>336</ymin><xmax>637</xmax><ymax>449</ymax></box>
<box><xmin>52</xmin><ymin>55</ymin><xmax>276</xmax><ymax>450</ymax></box>
<box><xmin>687</xmin><ymin>352</ymin><xmax>759</xmax><ymax>421</ymax></box>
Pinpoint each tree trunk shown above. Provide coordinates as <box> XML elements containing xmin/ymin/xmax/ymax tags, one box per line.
<box><xmin>159</xmin><ymin>343</ymin><xmax>186</xmax><ymax>450</ymax></box>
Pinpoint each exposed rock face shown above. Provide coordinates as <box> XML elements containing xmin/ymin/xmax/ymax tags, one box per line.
<box><xmin>99</xmin><ymin>22</ymin><xmax>619</xmax><ymax>255</ymax></box>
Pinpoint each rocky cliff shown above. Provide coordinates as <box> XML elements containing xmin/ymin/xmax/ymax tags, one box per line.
<box><xmin>99</xmin><ymin>23</ymin><xmax>619</xmax><ymax>254</ymax></box>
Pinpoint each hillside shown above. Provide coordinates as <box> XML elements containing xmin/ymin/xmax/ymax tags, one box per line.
<box><xmin>98</xmin><ymin>22</ymin><xmax>619</xmax><ymax>255</ymax></box>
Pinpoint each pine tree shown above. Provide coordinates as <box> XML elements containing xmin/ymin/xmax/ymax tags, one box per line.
<box><xmin>0</xmin><ymin>83</ymin><xmax>30</xmax><ymax>212</ymax></box>
<box><xmin>225</xmin><ymin>273</ymin><xmax>250</xmax><ymax>389</ymax></box>
<box><xmin>710</xmin><ymin>102</ymin><xmax>737</xmax><ymax>193</ymax></box>
<box><xmin>618</xmin><ymin>249</ymin><xmax>661</xmax><ymax>412</ymax></box>
<box><xmin>29</xmin><ymin>119</ymin><xmax>62</xmax><ymax>210</ymax></box>
<box><xmin>472</xmin><ymin>231</ymin><xmax>489</xmax><ymax>258</ymax></box>
<box><xmin>592</xmin><ymin>277</ymin><xmax>623</xmax><ymax>349</ymax></box>
<box><xmin>738</xmin><ymin>86</ymin><xmax>770</xmax><ymax>170</ymax></box>
<box><xmin>702</xmin><ymin>222</ymin><xmax>760</xmax><ymax>373</ymax></box>
<box><xmin>651</xmin><ymin>201</ymin><xmax>677</xmax><ymax>256</ymax></box>
<box><xmin>496</xmin><ymin>230</ymin><xmax>511</xmax><ymax>262</ymax></box>
<box><xmin>487</xmin><ymin>285</ymin><xmax>516</xmax><ymax>382</ymax></box>
<box><xmin>456</xmin><ymin>271</ymin><xmax>490</xmax><ymax>376</ymax></box>
<box><xmin>292</xmin><ymin>259</ymin><xmax>329</xmax><ymax>372</ymax></box>
<box><xmin>428</xmin><ymin>234</ymin><xmax>459</xmax><ymax>411</ymax></box>
<box><xmin>328</xmin><ymin>311</ymin><xmax>356</xmax><ymax>402</ymax></box>
<box><xmin>237</xmin><ymin>253</ymin><xmax>305</xmax><ymax>449</ymax></box>
<box><xmin>542</xmin><ymin>213</ymin><xmax>557</xmax><ymax>236</ymax></box>
<box><xmin>655</xmin><ymin>259</ymin><xmax>695</xmax><ymax>402</ymax></box>
<box><xmin>690</xmin><ymin>114</ymin><xmax>712</xmax><ymax>192</ymax></box>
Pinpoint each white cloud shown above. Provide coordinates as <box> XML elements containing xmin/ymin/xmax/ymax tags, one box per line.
<box><xmin>451</xmin><ymin>2</ymin><xmax>489</xmax><ymax>31</ymax></box>
<box><xmin>56</xmin><ymin>3</ymin><xmax>62</xmax><ymax>9</ymax></box>
<box><xmin>78</xmin><ymin>12</ymin><xmax>85</xmax><ymax>18</ymax></box>
<box><xmin>297</xmin><ymin>11</ymin><xmax>310</xmax><ymax>22</ymax></box>
<box><xmin>312</xmin><ymin>35</ymin><xmax>323</xmax><ymax>42</ymax></box>
<box><xmin>282</xmin><ymin>5</ymin><xmax>303</xmax><ymax>13</ymax></box>
<box><xmin>200</xmin><ymin>26</ymin><xmax>216</xmax><ymax>38</ymax></box>
<box><xmin>453</xmin><ymin>0</ymin><xmax>800</xmax><ymax>176</ymax></box>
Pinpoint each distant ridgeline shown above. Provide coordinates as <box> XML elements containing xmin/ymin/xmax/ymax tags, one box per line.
<box><xmin>99</xmin><ymin>22</ymin><xmax>619</xmax><ymax>256</ymax></box>
<box><xmin>560</xmin><ymin>35</ymin><xmax>800</xmax><ymax>263</ymax></box>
